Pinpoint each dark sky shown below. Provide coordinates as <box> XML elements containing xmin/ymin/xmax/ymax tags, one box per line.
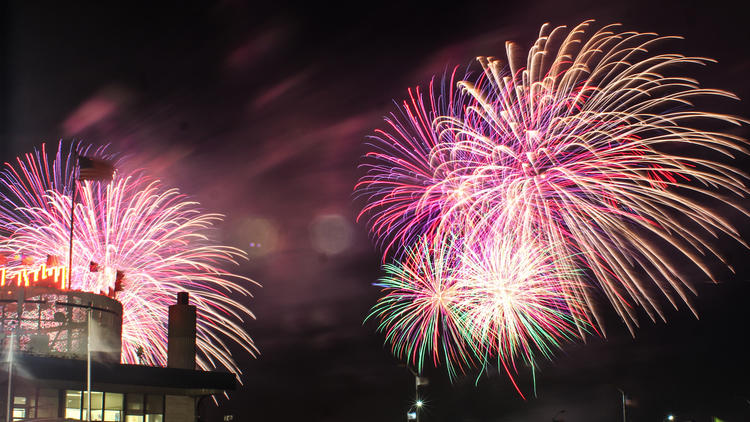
<box><xmin>2</xmin><ymin>1</ymin><xmax>750</xmax><ymax>421</ymax></box>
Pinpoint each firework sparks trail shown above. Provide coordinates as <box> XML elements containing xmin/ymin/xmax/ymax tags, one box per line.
<box><xmin>368</xmin><ymin>234</ymin><xmax>477</xmax><ymax>380</ymax></box>
<box><xmin>434</xmin><ymin>21</ymin><xmax>749</xmax><ymax>331</ymax></box>
<box><xmin>369</xmin><ymin>231</ymin><xmax>589</xmax><ymax>395</ymax></box>
<box><xmin>356</xmin><ymin>67</ymin><xmax>475</xmax><ymax>258</ymax></box>
<box><xmin>458</xmin><ymin>234</ymin><xmax>586</xmax><ymax>370</ymax></box>
<box><xmin>0</xmin><ymin>142</ymin><xmax>114</xmax><ymax>235</ymax></box>
<box><xmin>0</xmin><ymin>142</ymin><xmax>258</xmax><ymax>375</ymax></box>
<box><xmin>359</xmin><ymin>20</ymin><xmax>748</xmax><ymax>383</ymax></box>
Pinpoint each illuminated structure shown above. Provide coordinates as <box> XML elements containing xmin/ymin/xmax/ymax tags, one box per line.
<box><xmin>1</xmin><ymin>265</ymin><xmax>121</xmax><ymax>362</ymax></box>
<box><xmin>0</xmin><ymin>272</ymin><xmax>234</xmax><ymax>422</ymax></box>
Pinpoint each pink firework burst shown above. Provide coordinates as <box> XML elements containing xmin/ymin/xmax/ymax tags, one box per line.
<box><xmin>356</xmin><ymin>67</ymin><xmax>476</xmax><ymax>258</ymax></box>
<box><xmin>360</xmin><ymin>21</ymin><xmax>748</xmax><ymax>343</ymax></box>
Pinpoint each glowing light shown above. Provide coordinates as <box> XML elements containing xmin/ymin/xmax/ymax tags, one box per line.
<box><xmin>309</xmin><ymin>214</ymin><xmax>354</xmax><ymax>256</ymax></box>
<box><xmin>236</xmin><ymin>216</ymin><xmax>278</xmax><ymax>257</ymax></box>
<box><xmin>0</xmin><ymin>264</ymin><xmax>69</xmax><ymax>288</ymax></box>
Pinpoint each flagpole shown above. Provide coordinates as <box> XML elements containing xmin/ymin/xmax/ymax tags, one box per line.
<box><xmin>68</xmin><ymin>151</ymin><xmax>78</xmax><ymax>291</ymax></box>
<box><xmin>67</xmin><ymin>151</ymin><xmax>114</xmax><ymax>422</ymax></box>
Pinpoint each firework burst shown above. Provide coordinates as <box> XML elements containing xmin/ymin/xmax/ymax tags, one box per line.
<box><xmin>0</xmin><ymin>142</ymin><xmax>258</xmax><ymax>374</ymax></box>
<box><xmin>433</xmin><ymin>21</ymin><xmax>748</xmax><ymax>331</ymax></box>
<box><xmin>459</xmin><ymin>234</ymin><xmax>587</xmax><ymax>369</ymax></box>
<box><xmin>370</xmin><ymin>231</ymin><xmax>590</xmax><ymax>394</ymax></box>
<box><xmin>356</xmin><ymin>68</ymin><xmax>474</xmax><ymax>257</ymax></box>
<box><xmin>359</xmin><ymin>20</ymin><xmax>748</xmax><ymax>381</ymax></box>
<box><xmin>368</xmin><ymin>235</ymin><xmax>476</xmax><ymax>379</ymax></box>
<box><xmin>0</xmin><ymin>142</ymin><xmax>114</xmax><ymax>235</ymax></box>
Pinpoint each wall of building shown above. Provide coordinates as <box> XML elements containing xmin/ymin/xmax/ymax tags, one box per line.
<box><xmin>165</xmin><ymin>395</ymin><xmax>195</xmax><ymax>422</ymax></box>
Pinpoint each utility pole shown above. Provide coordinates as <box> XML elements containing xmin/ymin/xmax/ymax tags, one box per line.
<box><xmin>87</xmin><ymin>302</ymin><xmax>92</xmax><ymax>422</ymax></box>
<box><xmin>5</xmin><ymin>330</ymin><xmax>14</xmax><ymax>422</ymax></box>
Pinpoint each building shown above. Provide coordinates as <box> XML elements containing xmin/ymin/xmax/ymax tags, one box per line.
<box><xmin>0</xmin><ymin>266</ymin><xmax>235</xmax><ymax>421</ymax></box>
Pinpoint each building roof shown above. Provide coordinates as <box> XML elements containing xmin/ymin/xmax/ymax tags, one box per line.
<box><xmin>5</xmin><ymin>354</ymin><xmax>236</xmax><ymax>396</ymax></box>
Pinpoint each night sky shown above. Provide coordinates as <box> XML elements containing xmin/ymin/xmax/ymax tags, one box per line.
<box><xmin>2</xmin><ymin>1</ymin><xmax>750</xmax><ymax>421</ymax></box>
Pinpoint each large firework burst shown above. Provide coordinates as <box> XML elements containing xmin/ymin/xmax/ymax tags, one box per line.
<box><xmin>359</xmin><ymin>20</ymin><xmax>748</xmax><ymax>380</ymax></box>
<box><xmin>0</xmin><ymin>142</ymin><xmax>258</xmax><ymax>374</ymax></box>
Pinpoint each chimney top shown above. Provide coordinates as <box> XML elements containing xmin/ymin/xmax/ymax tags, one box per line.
<box><xmin>177</xmin><ymin>291</ymin><xmax>189</xmax><ymax>305</ymax></box>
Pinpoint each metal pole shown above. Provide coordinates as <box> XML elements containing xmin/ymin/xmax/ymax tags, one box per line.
<box><xmin>414</xmin><ymin>373</ymin><xmax>420</xmax><ymax>422</ymax></box>
<box><xmin>5</xmin><ymin>332</ymin><xmax>13</xmax><ymax>422</ymax></box>
<box><xmin>67</xmin><ymin>178</ymin><xmax>77</xmax><ymax>291</ymax></box>
<box><xmin>617</xmin><ymin>389</ymin><xmax>626</xmax><ymax>422</ymax></box>
<box><xmin>414</xmin><ymin>372</ymin><xmax>422</xmax><ymax>422</ymax></box>
<box><xmin>87</xmin><ymin>303</ymin><xmax>92</xmax><ymax>422</ymax></box>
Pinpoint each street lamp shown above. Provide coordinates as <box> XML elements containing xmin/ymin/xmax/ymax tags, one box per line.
<box><xmin>407</xmin><ymin>400</ymin><xmax>424</xmax><ymax>421</ymax></box>
<box><xmin>401</xmin><ymin>365</ymin><xmax>428</xmax><ymax>422</ymax></box>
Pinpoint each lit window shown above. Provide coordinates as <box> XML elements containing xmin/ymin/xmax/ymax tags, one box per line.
<box><xmin>105</xmin><ymin>392</ymin><xmax>124</xmax><ymax>421</ymax></box>
<box><xmin>105</xmin><ymin>393</ymin><xmax>124</xmax><ymax>410</ymax></box>
<box><xmin>66</xmin><ymin>390</ymin><xmax>82</xmax><ymax>420</ymax></box>
<box><xmin>66</xmin><ymin>408</ymin><xmax>82</xmax><ymax>420</ymax></box>
<box><xmin>82</xmin><ymin>391</ymin><xmax>105</xmax><ymax>421</ymax></box>
<box><xmin>12</xmin><ymin>408</ymin><xmax>26</xmax><ymax>422</ymax></box>
<box><xmin>84</xmin><ymin>409</ymin><xmax>104</xmax><ymax>421</ymax></box>
<box><xmin>83</xmin><ymin>391</ymin><xmax>104</xmax><ymax>409</ymax></box>
<box><xmin>104</xmin><ymin>409</ymin><xmax>123</xmax><ymax>421</ymax></box>
<box><xmin>67</xmin><ymin>390</ymin><xmax>82</xmax><ymax>407</ymax></box>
